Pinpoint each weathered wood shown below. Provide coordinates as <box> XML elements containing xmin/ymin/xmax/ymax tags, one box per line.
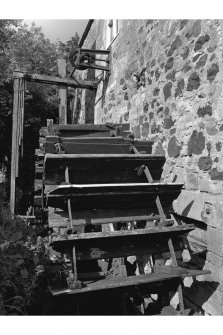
<box><xmin>16</xmin><ymin>80</ymin><xmax>22</xmax><ymax>178</ymax></box>
<box><xmin>145</xmin><ymin>166</ymin><xmax>166</xmax><ymax>221</ymax></box>
<box><xmin>65</xmin><ymin>167</ymin><xmax>73</xmax><ymax>229</ymax></box>
<box><xmin>58</xmin><ymin>58</ymin><xmax>67</xmax><ymax>124</ymax></box>
<box><xmin>133</xmin><ymin>145</ymin><xmax>167</xmax><ymax>223</ymax></box>
<box><xmin>168</xmin><ymin>238</ymin><xmax>178</xmax><ymax>266</ymax></box>
<box><xmin>177</xmin><ymin>282</ymin><xmax>185</xmax><ymax>313</ymax></box>
<box><xmin>52</xmin><ymin>235</ymin><xmax>184</xmax><ymax>260</ymax></box>
<box><xmin>44</xmin><ymin>154</ymin><xmax>166</xmax><ymax>184</ymax></box>
<box><xmin>50</xmin><ymin>226</ymin><xmax>190</xmax><ymax>261</ymax></box>
<box><xmin>77</xmin><ymin>272</ymin><xmax>107</xmax><ymax>280</ymax></box>
<box><xmin>168</xmin><ymin>236</ymin><xmax>185</xmax><ymax>313</ymax></box>
<box><xmin>52</xmin><ymin>224</ymin><xmax>194</xmax><ymax>242</ymax></box>
<box><xmin>39</xmin><ymin>123</ymin><xmax>130</xmax><ymax>138</ymax></box>
<box><xmin>34</xmin><ymin>195</ymin><xmax>42</xmax><ymax>206</ymax></box>
<box><xmin>34</xmin><ymin>179</ymin><xmax>42</xmax><ymax>193</ymax></box>
<box><xmin>53</xmin><ymin>123</ymin><xmax>130</xmax><ymax>132</ymax></box>
<box><xmin>72</xmin><ymin>245</ymin><xmax>77</xmax><ymax>281</ymax></box>
<box><xmin>45</xmin><ymin>141</ymin><xmax>153</xmax><ymax>155</ymax></box>
<box><xmin>154</xmin><ymin>254</ymin><xmax>165</xmax><ymax>273</ymax></box>
<box><xmin>48</xmin><ymin>209</ymin><xmax>164</xmax><ymax>227</ymax></box>
<box><xmin>44</xmin><ymin>153</ymin><xmax>164</xmax><ymax>161</ymax></box>
<box><xmin>10</xmin><ymin>78</ymin><xmax>20</xmax><ymax>214</ymax></box>
<box><xmin>45</xmin><ymin>183</ymin><xmax>183</xmax><ymax>211</ymax></box>
<box><xmin>19</xmin><ymin>79</ymin><xmax>25</xmax><ymax>158</ymax></box>
<box><xmin>46</xmin><ymin>136</ymin><xmax>124</xmax><ymax>143</ymax></box>
<box><xmin>51</xmin><ymin>269</ymin><xmax>211</xmax><ymax>296</ymax></box>
<box><xmin>47</xmin><ymin>182</ymin><xmax>183</xmax><ymax>195</ymax></box>
<box><xmin>161</xmin><ymin>306</ymin><xmax>179</xmax><ymax>315</ymax></box>
<box><xmin>35</xmin><ymin>149</ymin><xmax>44</xmax><ymax>156</ymax></box>
<box><xmin>41</xmin><ymin>128</ymin><xmax>112</xmax><ymax>138</ymax></box>
<box><xmin>13</xmin><ymin>71</ymin><xmax>98</xmax><ymax>89</ymax></box>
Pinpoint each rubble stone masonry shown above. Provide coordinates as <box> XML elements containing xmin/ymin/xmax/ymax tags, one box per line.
<box><xmin>78</xmin><ymin>19</ymin><xmax>223</xmax><ymax>314</ymax></box>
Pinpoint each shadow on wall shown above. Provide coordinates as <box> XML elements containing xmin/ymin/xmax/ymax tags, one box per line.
<box><xmin>94</xmin><ymin>50</ymin><xmax>110</xmax><ymax>110</ymax></box>
<box><xmin>84</xmin><ymin>41</ymin><xmax>97</xmax><ymax>124</ymax></box>
<box><xmin>180</xmin><ymin>216</ymin><xmax>220</xmax><ymax>314</ymax></box>
<box><xmin>72</xmin><ymin>41</ymin><xmax>97</xmax><ymax>124</ymax></box>
<box><xmin>184</xmin><ymin>279</ymin><xmax>219</xmax><ymax>314</ymax></box>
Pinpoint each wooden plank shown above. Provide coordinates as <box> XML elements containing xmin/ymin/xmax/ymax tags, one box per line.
<box><xmin>133</xmin><ymin>145</ymin><xmax>167</xmax><ymax>222</ymax></box>
<box><xmin>35</xmin><ymin>149</ymin><xmax>44</xmax><ymax>156</ymax></box>
<box><xmin>48</xmin><ymin>209</ymin><xmax>164</xmax><ymax>227</ymax></box>
<box><xmin>13</xmin><ymin>71</ymin><xmax>98</xmax><ymax>89</ymax></box>
<box><xmin>58</xmin><ymin>58</ymin><xmax>67</xmax><ymax>124</ymax></box>
<box><xmin>51</xmin><ymin>269</ymin><xmax>211</xmax><ymax>296</ymax></box>
<box><xmin>53</xmin><ymin>123</ymin><xmax>130</xmax><ymax>132</ymax></box>
<box><xmin>20</xmin><ymin>79</ymin><xmax>25</xmax><ymax>158</ymax></box>
<box><xmin>46</xmin><ymin>182</ymin><xmax>183</xmax><ymax>195</ymax></box>
<box><xmin>52</xmin><ymin>224</ymin><xmax>194</xmax><ymax>242</ymax></box>
<box><xmin>45</xmin><ymin>142</ymin><xmax>153</xmax><ymax>154</ymax></box>
<box><xmin>72</xmin><ymin>245</ymin><xmax>77</xmax><ymax>281</ymax></box>
<box><xmin>45</xmin><ymin>183</ymin><xmax>183</xmax><ymax>211</ymax></box>
<box><xmin>46</xmin><ymin>136</ymin><xmax>125</xmax><ymax>143</ymax></box>
<box><xmin>52</xmin><ymin>236</ymin><xmax>184</xmax><ymax>260</ymax></box>
<box><xmin>40</xmin><ymin>123</ymin><xmax>130</xmax><ymax>138</ymax></box>
<box><xmin>45</xmin><ymin>136</ymin><xmax>153</xmax><ymax>146</ymax></box>
<box><xmin>77</xmin><ymin>272</ymin><xmax>107</xmax><ymax>280</ymax></box>
<box><xmin>65</xmin><ymin>167</ymin><xmax>73</xmax><ymax>229</ymax></box>
<box><xmin>15</xmin><ymin>80</ymin><xmax>22</xmax><ymax>178</ymax></box>
<box><xmin>44</xmin><ymin>154</ymin><xmax>166</xmax><ymax>184</ymax></box>
<box><xmin>44</xmin><ymin>136</ymin><xmax>127</xmax><ymax>153</ymax></box>
<box><xmin>46</xmin><ymin>195</ymin><xmax>177</xmax><ymax>212</ymax></box>
<box><xmin>34</xmin><ymin>195</ymin><xmax>43</xmax><ymax>206</ymax></box>
<box><xmin>34</xmin><ymin>179</ymin><xmax>42</xmax><ymax>192</ymax></box>
<box><xmin>44</xmin><ymin>153</ymin><xmax>165</xmax><ymax>160</ymax></box>
<box><xmin>161</xmin><ymin>306</ymin><xmax>180</xmax><ymax>315</ymax></box>
<box><xmin>10</xmin><ymin>78</ymin><xmax>20</xmax><ymax>214</ymax></box>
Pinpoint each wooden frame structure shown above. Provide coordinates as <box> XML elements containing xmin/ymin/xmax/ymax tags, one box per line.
<box><xmin>10</xmin><ymin>59</ymin><xmax>97</xmax><ymax>215</ymax></box>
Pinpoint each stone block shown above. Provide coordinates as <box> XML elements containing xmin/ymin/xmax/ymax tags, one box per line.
<box><xmin>187</xmin><ymin>227</ymin><xmax>207</xmax><ymax>246</ymax></box>
<box><xmin>198</xmin><ymin>178</ymin><xmax>223</xmax><ymax>195</ymax></box>
<box><xmin>207</xmin><ymin>227</ymin><xmax>223</xmax><ymax>257</ymax></box>
<box><xmin>173</xmin><ymin>190</ymin><xmax>223</xmax><ymax>229</ymax></box>
<box><xmin>183</xmin><ymin>280</ymin><xmax>223</xmax><ymax>315</ymax></box>
<box><xmin>207</xmin><ymin>251</ymin><xmax>223</xmax><ymax>268</ymax></box>
<box><xmin>185</xmin><ymin>173</ymin><xmax>198</xmax><ymax>190</ymax></box>
<box><xmin>196</xmin><ymin>260</ymin><xmax>223</xmax><ymax>285</ymax></box>
<box><xmin>171</xmin><ymin>166</ymin><xmax>185</xmax><ymax>184</ymax></box>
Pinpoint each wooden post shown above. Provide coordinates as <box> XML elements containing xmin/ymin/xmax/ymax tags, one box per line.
<box><xmin>58</xmin><ymin>58</ymin><xmax>67</xmax><ymax>124</ymax></box>
<box><xmin>10</xmin><ymin>78</ymin><xmax>20</xmax><ymax>214</ymax></box>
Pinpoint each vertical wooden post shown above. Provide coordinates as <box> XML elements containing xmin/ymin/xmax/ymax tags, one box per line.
<box><xmin>58</xmin><ymin>58</ymin><xmax>67</xmax><ymax>124</ymax></box>
<box><xmin>10</xmin><ymin>78</ymin><xmax>20</xmax><ymax>215</ymax></box>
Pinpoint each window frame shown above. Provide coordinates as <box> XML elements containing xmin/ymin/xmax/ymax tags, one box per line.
<box><xmin>106</xmin><ymin>19</ymin><xmax>119</xmax><ymax>49</ymax></box>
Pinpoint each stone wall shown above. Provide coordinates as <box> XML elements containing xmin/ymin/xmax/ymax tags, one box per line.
<box><xmin>79</xmin><ymin>19</ymin><xmax>223</xmax><ymax>315</ymax></box>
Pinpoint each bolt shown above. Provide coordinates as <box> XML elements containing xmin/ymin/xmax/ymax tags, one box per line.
<box><xmin>206</xmin><ymin>207</ymin><xmax>211</xmax><ymax>214</ymax></box>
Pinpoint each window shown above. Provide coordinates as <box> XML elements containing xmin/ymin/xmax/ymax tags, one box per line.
<box><xmin>106</xmin><ymin>19</ymin><xmax>119</xmax><ymax>48</ymax></box>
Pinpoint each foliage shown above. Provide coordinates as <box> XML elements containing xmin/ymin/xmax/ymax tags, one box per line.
<box><xmin>0</xmin><ymin>20</ymin><xmax>80</xmax><ymax>314</ymax></box>
<box><xmin>0</xmin><ymin>207</ymin><xmax>67</xmax><ymax>315</ymax></box>
<box><xmin>56</xmin><ymin>32</ymin><xmax>80</xmax><ymax>58</ymax></box>
<box><xmin>0</xmin><ymin>21</ymin><xmax>80</xmax><ymax>209</ymax></box>
<box><xmin>0</xmin><ymin>20</ymin><xmax>22</xmax><ymax>81</ymax></box>
<box><xmin>6</xmin><ymin>23</ymin><xmax>58</xmax><ymax>77</ymax></box>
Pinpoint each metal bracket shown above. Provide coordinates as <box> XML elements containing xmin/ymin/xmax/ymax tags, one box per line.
<box><xmin>70</xmin><ymin>48</ymin><xmax>110</xmax><ymax>76</ymax></box>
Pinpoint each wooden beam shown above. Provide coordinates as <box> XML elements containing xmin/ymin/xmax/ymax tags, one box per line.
<box><xmin>51</xmin><ymin>224</ymin><xmax>195</xmax><ymax>242</ymax></box>
<box><xmin>13</xmin><ymin>71</ymin><xmax>97</xmax><ymax>89</ymax></box>
<box><xmin>10</xmin><ymin>78</ymin><xmax>20</xmax><ymax>215</ymax></box>
<box><xmin>51</xmin><ymin>269</ymin><xmax>211</xmax><ymax>296</ymax></box>
<box><xmin>58</xmin><ymin>58</ymin><xmax>67</xmax><ymax>124</ymax></box>
<box><xmin>53</xmin><ymin>238</ymin><xmax>184</xmax><ymax>261</ymax></box>
<box><xmin>48</xmin><ymin>210</ymin><xmax>164</xmax><ymax>227</ymax></box>
<box><xmin>65</xmin><ymin>167</ymin><xmax>73</xmax><ymax>229</ymax></box>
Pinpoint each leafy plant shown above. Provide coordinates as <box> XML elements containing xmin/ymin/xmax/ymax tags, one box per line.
<box><xmin>0</xmin><ymin>207</ymin><xmax>67</xmax><ymax>315</ymax></box>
